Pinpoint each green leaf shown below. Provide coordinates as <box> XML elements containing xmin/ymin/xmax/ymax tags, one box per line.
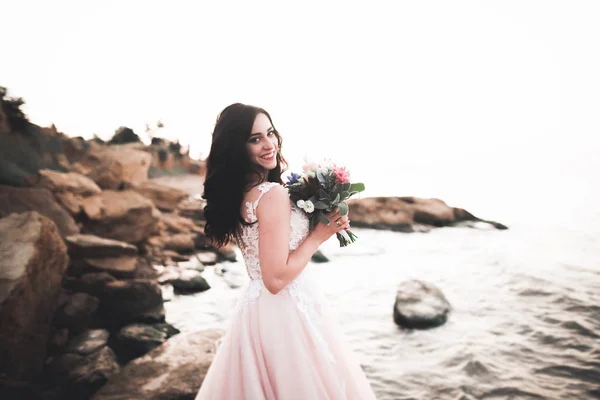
<box><xmin>333</xmin><ymin>193</ymin><xmax>340</xmax><ymax>204</ymax></box>
<box><xmin>317</xmin><ymin>212</ymin><xmax>331</xmax><ymax>225</ymax></box>
<box><xmin>338</xmin><ymin>201</ymin><xmax>349</xmax><ymax>216</ymax></box>
<box><xmin>349</xmin><ymin>183</ymin><xmax>365</xmax><ymax>192</ymax></box>
<box><xmin>314</xmin><ymin>201</ymin><xmax>328</xmax><ymax>210</ymax></box>
<box><xmin>340</xmin><ymin>191</ymin><xmax>350</xmax><ymax>199</ymax></box>
<box><xmin>342</xmin><ymin>183</ymin><xmax>351</xmax><ymax>192</ymax></box>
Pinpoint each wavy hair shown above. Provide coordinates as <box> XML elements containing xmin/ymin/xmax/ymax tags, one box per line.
<box><xmin>202</xmin><ymin>103</ymin><xmax>287</xmax><ymax>248</ymax></box>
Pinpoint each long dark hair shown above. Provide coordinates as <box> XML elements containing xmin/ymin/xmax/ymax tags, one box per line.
<box><xmin>202</xmin><ymin>103</ymin><xmax>287</xmax><ymax>248</ymax></box>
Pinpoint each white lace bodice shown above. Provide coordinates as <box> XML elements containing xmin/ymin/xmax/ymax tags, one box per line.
<box><xmin>236</xmin><ymin>182</ymin><xmax>310</xmax><ymax>281</ymax></box>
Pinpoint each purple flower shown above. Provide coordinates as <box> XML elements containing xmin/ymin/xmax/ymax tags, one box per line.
<box><xmin>286</xmin><ymin>172</ymin><xmax>301</xmax><ymax>185</ymax></box>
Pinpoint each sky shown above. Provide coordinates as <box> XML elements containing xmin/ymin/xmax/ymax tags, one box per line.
<box><xmin>2</xmin><ymin>0</ymin><xmax>599</xmax><ymax>223</ymax></box>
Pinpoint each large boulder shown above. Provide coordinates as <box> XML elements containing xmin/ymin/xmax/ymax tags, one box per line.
<box><xmin>65</xmin><ymin>234</ymin><xmax>138</xmax><ymax>259</ymax></box>
<box><xmin>0</xmin><ymin>212</ymin><xmax>69</xmax><ymax>379</ymax></box>
<box><xmin>348</xmin><ymin>197</ymin><xmax>508</xmax><ymax>232</ymax></box>
<box><xmin>0</xmin><ymin>185</ymin><xmax>80</xmax><ymax>237</ymax></box>
<box><xmin>111</xmin><ymin>323</ymin><xmax>180</xmax><ymax>363</ymax></box>
<box><xmin>91</xmin><ymin>329</ymin><xmax>223</xmax><ymax>400</ymax></box>
<box><xmin>80</xmin><ymin>190</ymin><xmax>160</xmax><ymax>244</ymax></box>
<box><xmin>129</xmin><ymin>180</ymin><xmax>189</xmax><ymax>211</ymax></box>
<box><xmin>393</xmin><ymin>280</ymin><xmax>451</xmax><ymax>329</ymax></box>
<box><xmin>80</xmin><ymin>145</ymin><xmax>152</xmax><ymax>190</ymax></box>
<box><xmin>96</xmin><ymin>279</ymin><xmax>164</xmax><ymax>328</ymax></box>
<box><xmin>47</xmin><ymin>345</ymin><xmax>120</xmax><ymax>399</ymax></box>
<box><xmin>37</xmin><ymin>169</ymin><xmax>102</xmax><ymax>196</ymax></box>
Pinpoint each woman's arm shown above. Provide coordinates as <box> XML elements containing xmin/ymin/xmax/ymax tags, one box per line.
<box><xmin>256</xmin><ymin>185</ymin><xmax>349</xmax><ymax>294</ymax></box>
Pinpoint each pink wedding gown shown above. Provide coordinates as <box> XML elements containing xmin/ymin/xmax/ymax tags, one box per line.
<box><xmin>195</xmin><ymin>182</ymin><xmax>377</xmax><ymax>400</ymax></box>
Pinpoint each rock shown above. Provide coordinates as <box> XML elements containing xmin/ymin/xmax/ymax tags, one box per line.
<box><xmin>137</xmin><ymin>304</ymin><xmax>166</xmax><ymax>324</ymax></box>
<box><xmin>75</xmin><ymin>256</ymin><xmax>139</xmax><ymax>279</ymax></box>
<box><xmin>98</xmin><ymin>280</ymin><xmax>163</xmax><ymax>328</ymax></box>
<box><xmin>162</xmin><ymin>250</ymin><xmax>190</xmax><ymax>262</ymax></box>
<box><xmin>112</xmin><ymin>323</ymin><xmax>179</xmax><ymax>363</ymax></box>
<box><xmin>216</xmin><ymin>243</ymin><xmax>237</xmax><ymax>262</ymax></box>
<box><xmin>311</xmin><ymin>249</ymin><xmax>329</xmax><ymax>263</ymax></box>
<box><xmin>129</xmin><ymin>180</ymin><xmax>188</xmax><ymax>211</ymax></box>
<box><xmin>80</xmin><ymin>190</ymin><xmax>160</xmax><ymax>244</ymax></box>
<box><xmin>65</xmin><ymin>329</ymin><xmax>110</xmax><ymax>356</ymax></box>
<box><xmin>161</xmin><ymin>213</ymin><xmax>196</xmax><ymax>233</ymax></box>
<box><xmin>193</xmin><ymin>232</ymin><xmax>212</xmax><ymax>249</ymax></box>
<box><xmin>0</xmin><ymin>186</ymin><xmax>80</xmax><ymax>237</ymax></box>
<box><xmin>393</xmin><ymin>280</ymin><xmax>451</xmax><ymax>329</ymax></box>
<box><xmin>91</xmin><ymin>329</ymin><xmax>223</xmax><ymax>400</ymax></box>
<box><xmin>170</xmin><ymin>269</ymin><xmax>210</xmax><ymax>293</ymax></box>
<box><xmin>348</xmin><ymin>197</ymin><xmax>508</xmax><ymax>232</ymax></box>
<box><xmin>48</xmin><ymin>328</ymin><xmax>70</xmax><ymax>354</ymax></box>
<box><xmin>53</xmin><ymin>292</ymin><xmax>100</xmax><ymax>334</ymax></box>
<box><xmin>65</xmin><ymin>234</ymin><xmax>138</xmax><ymax>259</ymax></box>
<box><xmin>63</xmin><ymin>346</ymin><xmax>120</xmax><ymax>399</ymax></box>
<box><xmin>0</xmin><ymin>212</ymin><xmax>69</xmax><ymax>380</ymax></box>
<box><xmin>80</xmin><ymin>145</ymin><xmax>152</xmax><ymax>190</ymax></box>
<box><xmin>37</xmin><ymin>169</ymin><xmax>102</xmax><ymax>196</ymax></box>
<box><xmin>195</xmin><ymin>250</ymin><xmax>218</xmax><ymax>266</ymax></box>
<box><xmin>62</xmin><ymin>273</ymin><xmax>116</xmax><ymax>297</ymax></box>
<box><xmin>178</xmin><ymin>197</ymin><xmax>205</xmax><ymax>221</ymax></box>
<box><xmin>161</xmin><ymin>284</ymin><xmax>174</xmax><ymax>302</ymax></box>
<box><xmin>164</xmin><ymin>233</ymin><xmax>196</xmax><ymax>253</ymax></box>
<box><xmin>54</xmin><ymin>191</ymin><xmax>83</xmax><ymax>216</ymax></box>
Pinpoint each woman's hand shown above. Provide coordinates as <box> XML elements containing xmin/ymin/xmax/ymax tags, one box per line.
<box><xmin>311</xmin><ymin>207</ymin><xmax>350</xmax><ymax>244</ymax></box>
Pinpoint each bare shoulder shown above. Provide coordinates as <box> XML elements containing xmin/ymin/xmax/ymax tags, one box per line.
<box><xmin>256</xmin><ymin>184</ymin><xmax>290</xmax><ymax>220</ymax></box>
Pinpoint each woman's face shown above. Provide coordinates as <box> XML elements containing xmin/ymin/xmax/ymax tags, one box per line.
<box><xmin>246</xmin><ymin>113</ymin><xmax>279</xmax><ymax>172</ymax></box>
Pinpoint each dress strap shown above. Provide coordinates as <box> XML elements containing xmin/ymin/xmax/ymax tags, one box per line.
<box><xmin>244</xmin><ymin>182</ymin><xmax>279</xmax><ymax>223</ymax></box>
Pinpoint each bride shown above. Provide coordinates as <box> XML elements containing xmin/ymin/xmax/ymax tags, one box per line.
<box><xmin>195</xmin><ymin>103</ymin><xmax>377</xmax><ymax>399</ymax></box>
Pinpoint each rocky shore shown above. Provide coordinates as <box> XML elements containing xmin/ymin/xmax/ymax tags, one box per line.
<box><xmin>0</xmin><ymin>91</ymin><xmax>507</xmax><ymax>399</ymax></box>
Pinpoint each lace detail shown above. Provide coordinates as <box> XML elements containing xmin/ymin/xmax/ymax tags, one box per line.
<box><xmin>244</xmin><ymin>182</ymin><xmax>278</xmax><ymax>223</ymax></box>
<box><xmin>236</xmin><ymin>182</ymin><xmax>280</xmax><ymax>280</ymax></box>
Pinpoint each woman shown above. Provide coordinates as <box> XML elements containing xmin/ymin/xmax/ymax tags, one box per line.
<box><xmin>195</xmin><ymin>103</ymin><xmax>377</xmax><ymax>399</ymax></box>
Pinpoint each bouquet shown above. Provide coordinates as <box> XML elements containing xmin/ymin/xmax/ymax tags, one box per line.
<box><xmin>285</xmin><ymin>160</ymin><xmax>365</xmax><ymax>247</ymax></box>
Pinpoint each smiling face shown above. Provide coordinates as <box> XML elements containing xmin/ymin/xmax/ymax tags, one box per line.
<box><xmin>246</xmin><ymin>112</ymin><xmax>279</xmax><ymax>173</ymax></box>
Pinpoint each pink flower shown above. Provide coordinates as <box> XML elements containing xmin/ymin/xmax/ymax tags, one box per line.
<box><xmin>302</xmin><ymin>162</ymin><xmax>317</xmax><ymax>172</ymax></box>
<box><xmin>333</xmin><ymin>166</ymin><xmax>349</xmax><ymax>184</ymax></box>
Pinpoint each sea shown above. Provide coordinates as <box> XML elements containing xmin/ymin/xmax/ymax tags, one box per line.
<box><xmin>163</xmin><ymin>163</ymin><xmax>599</xmax><ymax>400</ymax></box>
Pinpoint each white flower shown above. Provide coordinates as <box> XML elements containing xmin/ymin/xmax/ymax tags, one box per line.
<box><xmin>304</xmin><ymin>200</ymin><xmax>315</xmax><ymax>213</ymax></box>
<box><xmin>306</xmin><ymin>171</ymin><xmax>316</xmax><ymax>178</ymax></box>
<box><xmin>296</xmin><ymin>200</ymin><xmax>306</xmax><ymax>209</ymax></box>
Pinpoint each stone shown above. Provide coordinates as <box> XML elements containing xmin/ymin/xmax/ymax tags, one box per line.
<box><xmin>0</xmin><ymin>186</ymin><xmax>79</xmax><ymax>237</ymax></box>
<box><xmin>65</xmin><ymin>234</ymin><xmax>138</xmax><ymax>259</ymax></box>
<box><xmin>195</xmin><ymin>251</ymin><xmax>218</xmax><ymax>266</ymax></box>
<box><xmin>98</xmin><ymin>280</ymin><xmax>163</xmax><ymax>328</ymax></box>
<box><xmin>53</xmin><ymin>292</ymin><xmax>100</xmax><ymax>334</ymax></box>
<box><xmin>170</xmin><ymin>269</ymin><xmax>210</xmax><ymax>293</ymax></box>
<box><xmin>65</xmin><ymin>329</ymin><xmax>110</xmax><ymax>356</ymax></box>
<box><xmin>91</xmin><ymin>330</ymin><xmax>223</xmax><ymax>400</ymax></box>
<box><xmin>80</xmin><ymin>145</ymin><xmax>152</xmax><ymax>190</ymax></box>
<box><xmin>79</xmin><ymin>256</ymin><xmax>138</xmax><ymax>279</ymax></box>
<box><xmin>0</xmin><ymin>212</ymin><xmax>69</xmax><ymax>379</ymax></box>
<box><xmin>164</xmin><ymin>233</ymin><xmax>195</xmax><ymax>253</ymax></box>
<box><xmin>37</xmin><ymin>169</ymin><xmax>102</xmax><ymax>196</ymax></box>
<box><xmin>80</xmin><ymin>190</ymin><xmax>159</xmax><ymax>244</ymax></box>
<box><xmin>393</xmin><ymin>280</ymin><xmax>451</xmax><ymax>329</ymax></box>
<box><xmin>129</xmin><ymin>180</ymin><xmax>188</xmax><ymax>211</ymax></box>
<box><xmin>112</xmin><ymin>323</ymin><xmax>177</xmax><ymax>363</ymax></box>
